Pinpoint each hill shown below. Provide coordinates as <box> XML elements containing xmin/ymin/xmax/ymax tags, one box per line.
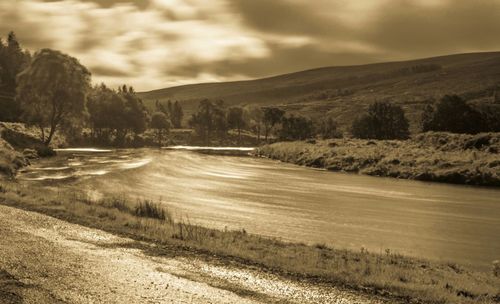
<box><xmin>138</xmin><ymin>52</ymin><xmax>500</xmax><ymax>132</ymax></box>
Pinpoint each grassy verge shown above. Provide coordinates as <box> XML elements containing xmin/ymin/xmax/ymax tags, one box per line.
<box><xmin>258</xmin><ymin>132</ymin><xmax>500</xmax><ymax>186</ymax></box>
<box><xmin>0</xmin><ymin>181</ymin><xmax>498</xmax><ymax>304</ymax></box>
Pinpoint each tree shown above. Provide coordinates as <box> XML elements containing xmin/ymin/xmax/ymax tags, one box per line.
<box><xmin>316</xmin><ymin>116</ymin><xmax>342</xmax><ymax>139</ymax></box>
<box><xmin>171</xmin><ymin>101</ymin><xmax>184</xmax><ymax>128</ymax></box>
<box><xmin>189</xmin><ymin>99</ymin><xmax>214</xmax><ymax>144</ymax></box>
<box><xmin>262</xmin><ymin>107</ymin><xmax>285</xmax><ymax>141</ymax></box>
<box><xmin>188</xmin><ymin>99</ymin><xmax>227</xmax><ymax>144</ymax></box>
<box><xmin>150</xmin><ymin>111</ymin><xmax>170</xmax><ymax>147</ymax></box>
<box><xmin>0</xmin><ymin>31</ymin><xmax>31</xmax><ymax>122</ymax></box>
<box><xmin>247</xmin><ymin>106</ymin><xmax>263</xmax><ymax>143</ymax></box>
<box><xmin>279</xmin><ymin>115</ymin><xmax>314</xmax><ymax>141</ymax></box>
<box><xmin>421</xmin><ymin>95</ymin><xmax>485</xmax><ymax>134</ymax></box>
<box><xmin>351</xmin><ymin>101</ymin><xmax>410</xmax><ymax>140</ymax></box>
<box><xmin>17</xmin><ymin>49</ymin><xmax>90</xmax><ymax>145</ymax></box>
<box><xmin>227</xmin><ymin>106</ymin><xmax>246</xmax><ymax>144</ymax></box>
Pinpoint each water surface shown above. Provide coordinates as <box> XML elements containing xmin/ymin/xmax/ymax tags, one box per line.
<box><xmin>18</xmin><ymin>148</ymin><xmax>500</xmax><ymax>269</ymax></box>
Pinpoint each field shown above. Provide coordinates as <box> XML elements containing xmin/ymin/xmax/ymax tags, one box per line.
<box><xmin>0</xmin><ymin>181</ymin><xmax>498</xmax><ymax>304</ymax></box>
<box><xmin>258</xmin><ymin>132</ymin><xmax>500</xmax><ymax>186</ymax></box>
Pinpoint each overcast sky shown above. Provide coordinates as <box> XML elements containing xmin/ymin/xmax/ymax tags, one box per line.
<box><xmin>1</xmin><ymin>0</ymin><xmax>500</xmax><ymax>91</ymax></box>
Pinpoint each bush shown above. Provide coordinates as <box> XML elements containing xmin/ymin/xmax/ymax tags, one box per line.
<box><xmin>422</xmin><ymin>95</ymin><xmax>486</xmax><ymax>134</ymax></box>
<box><xmin>279</xmin><ymin>114</ymin><xmax>314</xmax><ymax>141</ymax></box>
<box><xmin>35</xmin><ymin>145</ymin><xmax>56</xmax><ymax>157</ymax></box>
<box><xmin>134</xmin><ymin>200</ymin><xmax>171</xmax><ymax>221</ymax></box>
<box><xmin>316</xmin><ymin>117</ymin><xmax>342</xmax><ymax>139</ymax></box>
<box><xmin>351</xmin><ymin>101</ymin><xmax>410</xmax><ymax>140</ymax></box>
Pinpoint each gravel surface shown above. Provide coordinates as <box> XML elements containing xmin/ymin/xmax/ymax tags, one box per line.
<box><xmin>0</xmin><ymin>205</ymin><xmax>392</xmax><ymax>304</ymax></box>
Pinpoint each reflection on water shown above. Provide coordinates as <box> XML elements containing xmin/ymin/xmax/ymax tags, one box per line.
<box><xmin>18</xmin><ymin>148</ymin><xmax>500</xmax><ymax>269</ymax></box>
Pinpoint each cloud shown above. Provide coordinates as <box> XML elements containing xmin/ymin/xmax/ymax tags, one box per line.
<box><xmin>1</xmin><ymin>0</ymin><xmax>500</xmax><ymax>91</ymax></box>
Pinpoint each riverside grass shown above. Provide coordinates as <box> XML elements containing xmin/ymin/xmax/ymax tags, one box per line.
<box><xmin>0</xmin><ymin>181</ymin><xmax>498</xmax><ymax>304</ymax></box>
<box><xmin>258</xmin><ymin>132</ymin><xmax>500</xmax><ymax>187</ymax></box>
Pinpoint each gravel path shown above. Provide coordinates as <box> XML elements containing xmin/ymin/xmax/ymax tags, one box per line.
<box><xmin>0</xmin><ymin>205</ymin><xmax>392</xmax><ymax>304</ymax></box>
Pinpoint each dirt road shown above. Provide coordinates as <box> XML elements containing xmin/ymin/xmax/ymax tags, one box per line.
<box><xmin>0</xmin><ymin>205</ymin><xmax>391</xmax><ymax>303</ymax></box>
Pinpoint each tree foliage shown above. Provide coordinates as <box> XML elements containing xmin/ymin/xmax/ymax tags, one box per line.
<box><xmin>421</xmin><ymin>95</ymin><xmax>485</xmax><ymax>134</ymax></box>
<box><xmin>246</xmin><ymin>106</ymin><xmax>263</xmax><ymax>143</ymax></box>
<box><xmin>87</xmin><ymin>84</ymin><xmax>148</xmax><ymax>145</ymax></box>
<box><xmin>262</xmin><ymin>107</ymin><xmax>285</xmax><ymax>141</ymax></box>
<box><xmin>0</xmin><ymin>31</ymin><xmax>31</xmax><ymax>121</ymax></box>
<box><xmin>351</xmin><ymin>101</ymin><xmax>410</xmax><ymax>140</ymax></box>
<box><xmin>279</xmin><ymin>114</ymin><xmax>314</xmax><ymax>141</ymax></box>
<box><xmin>150</xmin><ymin>111</ymin><xmax>170</xmax><ymax>146</ymax></box>
<box><xmin>316</xmin><ymin>117</ymin><xmax>342</xmax><ymax>139</ymax></box>
<box><xmin>227</xmin><ymin>106</ymin><xmax>246</xmax><ymax>144</ymax></box>
<box><xmin>188</xmin><ymin>99</ymin><xmax>227</xmax><ymax>144</ymax></box>
<box><xmin>16</xmin><ymin>48</ymin><xmax>91</xmax><ymax>145</ymax></box>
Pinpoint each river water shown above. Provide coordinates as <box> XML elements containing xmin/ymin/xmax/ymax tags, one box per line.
<box><xmin>18</xmin><ymin>148</ymin><xmax>500</xmax><ymax>270</ymax></box>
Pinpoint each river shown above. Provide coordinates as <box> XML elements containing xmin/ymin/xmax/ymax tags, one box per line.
<box><xmin>18</xmin><ymin>148</ymin><xmax>500</xmax><ymax>270</ymax></box>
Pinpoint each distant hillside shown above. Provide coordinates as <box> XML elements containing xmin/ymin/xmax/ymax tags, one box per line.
<box><xmin>138</xmin><ymin>52</ymin><xmax>500</xmax><ymax>132</ymax></box>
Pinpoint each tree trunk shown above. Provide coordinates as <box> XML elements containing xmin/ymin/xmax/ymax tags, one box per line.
<box><xmin>45</xmin><ymin>124</ymin><xmax>57</xmax><ymax>145</ymax></box>
<box><xmin>39</xmin><ymin>125</ymin><xmax>45</xmax><ymax>143</ymax></box>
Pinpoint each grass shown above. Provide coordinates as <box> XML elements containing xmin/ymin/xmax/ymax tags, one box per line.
<box><xmin>258</xmin><ymin>132</ymin><xmax>500</xmax><ymax>186</ymax></box>
<box><xmin>0</xmin><ymin>181</ymin><xmax>498</xmax><ymax>303</ymax></box>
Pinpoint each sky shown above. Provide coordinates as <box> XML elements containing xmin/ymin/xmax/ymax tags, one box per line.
<box><xmin>1</xmin><ymin>0</ymin><xmax>500</xmax><ymax>91</ymax></box>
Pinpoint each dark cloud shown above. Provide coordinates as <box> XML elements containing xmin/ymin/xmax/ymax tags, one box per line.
<box><xmin>228</xmin><ymin>0</ymin><xmax>347</xmax><ymax>38</ymax></box>
<box><xmin>167</xmin><ymin>43</ymin><xmax>382</xmax><ymax>79</ymax></box>
<box><xmin>3</xmin><ymin>0</ymin><xmax>500</xmax><ymax>90</ymax></box>
<box><xmin>88</xmin><ymin>65</ymin><xmax>129</xmax><ymax>77</ymax></box>
<box><xmin>41</xmin><ymin>0</ymin><xmax>150</xmax><ymax>9</ymax></box>
<box><xmin>362</xmin><ymin>0</ymin><xmax>500</xmax><ymax>56</ymax></box>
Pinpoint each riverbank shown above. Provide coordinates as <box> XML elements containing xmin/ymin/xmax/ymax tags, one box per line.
<box><xmin>257</xmin><ymin>132</ymin><xmax>500</xmax><ymax>187</ymax></box>
<box><xmin>0</xmin><ymin>181</ymin><xmax>498</xmax><ymax>304</ymax></box>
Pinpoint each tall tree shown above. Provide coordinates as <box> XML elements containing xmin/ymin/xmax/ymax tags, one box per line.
<box><xmin>351</xmin><ymin>101</ymin><xmax>410</xmax><ymax>140</ymax></box>
<box><xmin>280</xmin><ymin>114</ymin><xmax>314</xmax><ymax>141</ymax></box>
<box><xmin>227</xmin><ymin>106</ymin><xmax>246</xmax><ymax>144</ymax></box>
<box><xmin>189</xmin><ymin>99</ymin><xmax>227</xmax><ymax>144</ymax></box>
<box><xmin>150</xmin><ymin>111</ymin><xmax>170</xmax><ymax>147</ymax></box>
<box><xmin>0</xmin><ymin>31</ymin><xmax>31</xmax><ymax>121</ymax></box>
<box><xmin>17</xmin><ymin>49</ymin><xmax>91</xmax><ymax>145</ymax></box>
<box><xmin>189</xmin><ymin>99</ymin><xmax>214</xmax><ymax>144</ymax></box>
<box><xmin>169</xmin><ymin>101</ymin><xmax>184</xmax><ymax>129</ymax></box>
<box><xmin>247</xmin><ymin>106</ymin><xmax>263</xmax><ymax>144</ymax></box>
<box><xmin>262</xmin><ymin>107</ymin><xmax>285</xmax><ymax>141</ymax></box>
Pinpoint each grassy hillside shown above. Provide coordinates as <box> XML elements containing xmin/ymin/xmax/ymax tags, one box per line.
<box><xmin>138</xmin><ymin>52</ymin><xmax>500</xmax><ymax>132</ymax></box>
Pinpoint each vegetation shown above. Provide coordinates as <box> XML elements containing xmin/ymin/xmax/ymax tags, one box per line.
<box><xmin>0</xmin><ymin>137</ymin><xmax>27</xmax><ymax>178</ymax></box>
<box><xmin>263</xmin><ymin>107</ymin><xmax>285</xmax><ymax>141</ymax></box>
<box><xmin>188</xmin><ymin>99</ymin><xmax>228</xmax><ymax>144</ymax></box>
<box><xmin>16</xmin><ymin>49</ymin><xmax>91</xmax><ymax>145</ymax></box>
<box><xmin>316</xmin><ymin>116</ymin><xmax>342</xmax><ymax>139</ymax></box>
<box><xmin>0</xmin><ymin>32</ymin><xmax>31</xmax><ymax>122</ymax></box>
<box><xmin>227</xmin><ymin>106</ymin><xmax>246</xmax><ymax>144</ymax></box>
<box><xmin>150</xmin><ymin>111</ymin><xmax>170</xmax><ymax>146</ymax></box>
<box><xmin>86</xmin><ymin>84</ymin><xmax>149</xmax><ymax>146</ymax></box>
<box><xmin>0</xmin><ymin>182</ymin><xmax>498</xmax><ymax>304</ymax></box>
<box><xmin>351</xmin><ymin>101</ymin><xmax>410</xmax><ymax>140</ymax></box>
<box><xmin>422</xmin><ymin>95</ymin><xmax>494</xmax><ymax>134</ymax></box>
<box><xmin>279</xmin><ymin>114</ymin><xmax>314</xmax><ymax>140</ymax></box>
<box><xmin>259</xmin><ymin>132</ymin><xmax>500</xmax><ymax>186</ymax></box>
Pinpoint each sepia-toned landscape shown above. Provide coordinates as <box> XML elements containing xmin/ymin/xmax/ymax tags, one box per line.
<box><xmin>0</xmin><ymin>1</ymin><xmax>499</xmax><ymax>303</ymax></box>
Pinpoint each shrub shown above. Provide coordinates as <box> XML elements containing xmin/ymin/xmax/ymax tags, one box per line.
<box><xmin>351</xmin><ymin>101</ymin><xmax>410</xmax><ymax>140</ymax></box>
<box><xmin>134</xmin><ymin>200</ymin><xmax>171</xmax><ymax>221</ymax></box>
<box><xmin>35</xmin><ymin>145</ymin><xmax>56</xmax><ymax>157</ymax></box>
<box><xmin>279</xmin><ymin>115</ymin><xmax>315</xmax><ymax>141</ymax></box>
<box><xmin>316</xmin><ymin>117</ymin><xmax>342</xmax><ymax>139</ymax></box>
<box><xmin>422</xmin><ymin>95</ymin><xmax>486</xmax><ymax>134</ymax></box>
